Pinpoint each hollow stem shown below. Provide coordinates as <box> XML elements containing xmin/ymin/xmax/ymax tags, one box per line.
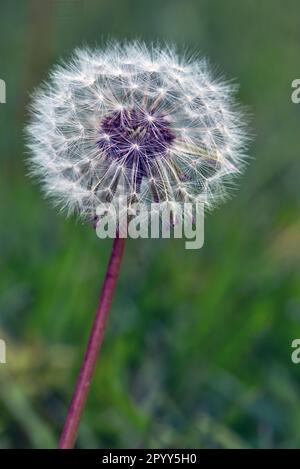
<box><xmin>59</xmin><ymin>236</ymin><xmax>126</xmax><ymax>449</ymax></box>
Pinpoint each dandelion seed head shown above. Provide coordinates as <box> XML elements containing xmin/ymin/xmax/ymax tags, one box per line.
<box><xmin>26</xmin><ymin>41</ymin><xmax>249</xmax><ymax>219</ymax></box>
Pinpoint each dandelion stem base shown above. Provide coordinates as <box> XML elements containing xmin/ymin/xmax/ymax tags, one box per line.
<box><xmin>59</xmin><ymin>236</ymin><xmax>126</xmax><ymax>449</ymax></box>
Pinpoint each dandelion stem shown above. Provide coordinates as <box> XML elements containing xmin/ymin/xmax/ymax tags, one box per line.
<box><xmin>59</xmin><ymin>236</ymin><xmax>126</xmax><ymax>449</ymax></box>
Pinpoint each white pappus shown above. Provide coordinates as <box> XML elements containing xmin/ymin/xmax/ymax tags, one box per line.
<box><xmin>26</xmin><ymin>41</ymin><xmax>249</xmax><ymax>222</ymax></box>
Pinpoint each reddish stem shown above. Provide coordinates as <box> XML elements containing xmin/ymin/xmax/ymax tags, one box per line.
<box><xmin>59</xmin><ymin>236</ymin><xmax>126</xmax><ymax>449</ymax></box>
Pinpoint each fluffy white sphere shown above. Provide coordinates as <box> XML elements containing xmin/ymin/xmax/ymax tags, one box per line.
<box><xmin>26</xmin><ymin>41</ymin><xmax>248</xmax><ymax>220</ymax></box>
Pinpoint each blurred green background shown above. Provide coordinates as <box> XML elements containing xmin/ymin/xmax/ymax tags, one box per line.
<box><xmin>0</xmin><ymin>0</ymin><xmax>300</xmax><ymax>449</ymax></box>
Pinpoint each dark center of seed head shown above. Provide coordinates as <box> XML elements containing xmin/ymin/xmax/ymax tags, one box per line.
<box><xmin>97</xmin><ymin>109</ymin><xmax>175</xmax><ymax>174</ymax></box>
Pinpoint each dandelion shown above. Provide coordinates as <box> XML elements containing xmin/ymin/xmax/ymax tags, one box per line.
<box><xmin>27</xmin><ymin>42</ymin><xmax>247</xmax><ymax>219</ymax></box>
<box><xmin>26</xmin><ymin>41</ymin><xmax>248</xmax><ymax>449</ymax></box>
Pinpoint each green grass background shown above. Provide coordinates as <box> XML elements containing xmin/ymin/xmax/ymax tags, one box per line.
<box><xmin>0</xmin><ymin>0</ymin><xmax>300</xmax><ymax>448</ymax></box>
